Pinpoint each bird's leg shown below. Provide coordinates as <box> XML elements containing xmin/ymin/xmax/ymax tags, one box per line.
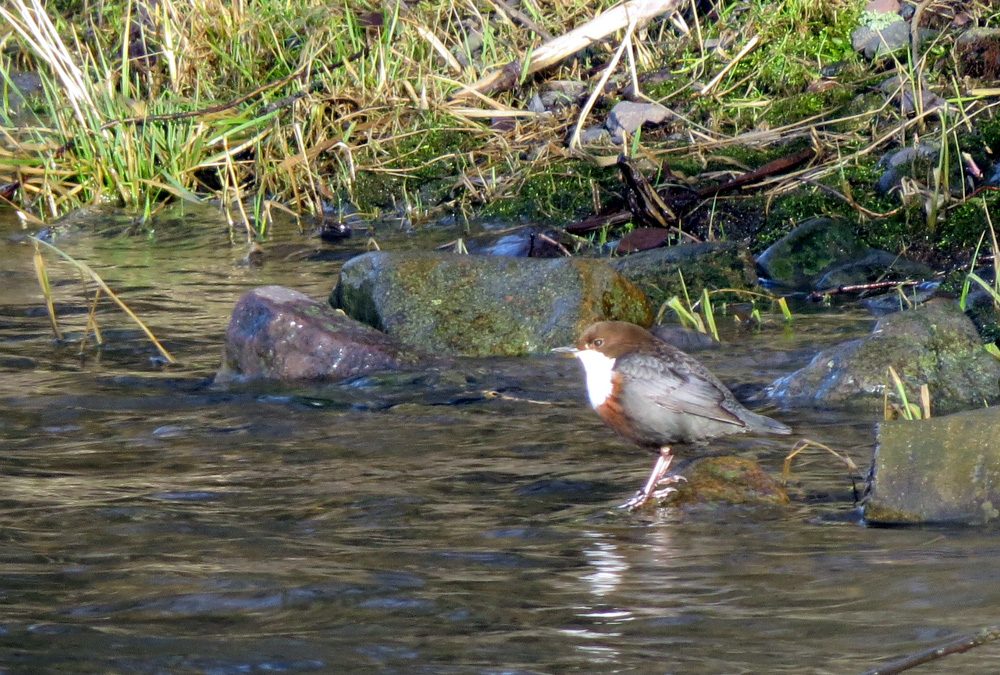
<box><xmin>622</xmin><ymin>447</ymin><xmax>680</xmax><ymax>511</ymax></box>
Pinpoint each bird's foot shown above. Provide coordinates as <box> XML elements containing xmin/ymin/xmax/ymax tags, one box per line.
<box><xmin>621</xmin><ymin>475</ymin><xmax>686</xmax><ymax>511</ymax></box>
<box><xmin>652</xmin><ymin>473</ymin><xmax>687</xmax><ymax>501</ymax></box>
<box><xmin>620</xmin><ymin>489</ymin><xmax>652</xmax><ymax>512</ymax></box>
<box><xmin>620</xmin><ymin>448</ymin><xmax>684</xmax><ymax>511</ymax></box>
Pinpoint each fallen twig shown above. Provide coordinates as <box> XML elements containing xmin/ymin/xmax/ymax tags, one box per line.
<box><xmin>782</xmin><ymin>439</ymin><xmax>861</xmax><ymax>485</ymax></box>
<box><xmin>808</xmin><ymin>279</ymin><xmax>925</xmax><ymax>302</ymax></box>
<box><xmin>864</xmin><ymin>625</ymin><xmax>1000</xmax><ymax>675</ymax></box>
<box><xmin>453</xmin><ymin>0</ymin><xmax>682</xmax><ymax>100</ymax></box>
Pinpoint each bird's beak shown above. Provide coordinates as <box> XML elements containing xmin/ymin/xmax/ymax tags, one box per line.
<box><xmin>551</xmin><ymin>345</ymin><xmax>578</xmax><ymax>356</ymax></box>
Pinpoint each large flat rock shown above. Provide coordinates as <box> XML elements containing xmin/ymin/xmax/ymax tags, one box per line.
<box><xmin>865</xmin><ymin>406</ymin><xmax>1000</xmax><ymax>524</ymax></box>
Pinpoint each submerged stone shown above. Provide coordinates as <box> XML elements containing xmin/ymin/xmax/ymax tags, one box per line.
<box><xmin>331</xmin><ymin>251</ymin><xmax>652</xmax><ymax>356</ymax></box>
<box><xmin>865</xmin><ymin>406</ymin><xmax>1000</xmax><ymax>524</ymax></box>
<box><xmin>216</xmin><ymin>285</ymin><xmax>421</xmax><ymax>384</ymax></box>
<box><xmin>768</xmin><ymin>299</ymin><xmax>1000</xmax><ymax>412</ymax></box>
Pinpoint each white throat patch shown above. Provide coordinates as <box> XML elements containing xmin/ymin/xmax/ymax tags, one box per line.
<box><xmin>573</xmin><ymin>349</ymin><xmax>616</xmax><ymax>409</ymax></box>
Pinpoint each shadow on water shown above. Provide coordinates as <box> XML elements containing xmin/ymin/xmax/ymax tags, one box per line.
<box><xmin>1</xmin><ymin>203</ymin><xmax>998</xmax><ymax>672</ymax></box>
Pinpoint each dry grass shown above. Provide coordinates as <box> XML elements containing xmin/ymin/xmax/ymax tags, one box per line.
<box><xmin>0</xmin><ymin>0</ymin><xmax>998</xmax><ymax>241</ymax></box>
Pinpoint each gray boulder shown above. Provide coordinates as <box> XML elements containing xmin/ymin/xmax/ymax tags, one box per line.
<box><xmin>768</xmin><ymin>299</ymin><xmax>1000</xmax><ymax>412</ymax></box>
<box><xmin>813</xmin><ymin>249</ymin><xmax>932</xmax><ymax>290</ymax></box>
<box><xmin>331</xmin><ymin>252</ymin><xmax>652</xmax><ymax>356</ymax></box>
<box><xmin>865</xmin><ymin>406</ymin><xmax>1000</xmax><ymax>524</ymax></box>
<box><xmin>216</xmin><ymin>285</ymin><xmax>421</xmax><ymax>383</ymax></box>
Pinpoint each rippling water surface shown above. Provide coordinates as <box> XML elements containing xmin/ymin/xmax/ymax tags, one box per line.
<box><xmin>1</xmin><ymin>204</ymin><xmax>998</xmax><ymax>673</ymax></box>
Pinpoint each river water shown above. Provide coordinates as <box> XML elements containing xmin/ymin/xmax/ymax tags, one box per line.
<box><xmin>1</xmin><ymin>203</ymin><xmax>998</xmax><ymax>673</ymax></box>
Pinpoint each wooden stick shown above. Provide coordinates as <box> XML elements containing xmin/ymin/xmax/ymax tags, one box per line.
<box><xmin>864</xmin><ymin>625</ymin><xmax>1000</xmax><ymax>675</ymax></box>
<box><xmin>452</xmin><ymin>0</ymin><xmax>682</xmax><ymax>100</ymax></box>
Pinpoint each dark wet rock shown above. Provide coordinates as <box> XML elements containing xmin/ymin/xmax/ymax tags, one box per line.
<box><xmin>865</xmin><ymin>406</ymin><xmax>1000</xmax><ymax>524</ymax></box>
<box><xmin>852</xmin><ymin>19</ymin><xmax>909</xmax><ymax>60</ymax></box>
<box><xmin>861</xmin><ymin>280</ymin><xmax>941</xmax><ymax>315</ymax></box>
<box><xmin>331</xmin><ymin>251</ymin><xmax>652</xmax><ymax>356</ymax></box>
<box><xmin>768</xmin><ymin>299</ymin><xmax>1000</xmax><ymax>412</ymax></box>
<box><xmin>216</xmin><ymin>285</ymin><xmax>422</xmax><ymax>384</ymax></box>
<box><xmin>650</xmin><ymin>324</ymin><xmax>720</xmax><ymax>352</ymax></box>
<box><xmin>876</xmin><ymin>142</ymin><xmax>938</xmax><ymax>194</ymax></box>
<box><xmin>316</xmin><ymin>220</ymin><xmax>352</xmax><ymax>242</ymax></box>
<box><xmin>611</xmin><ymin>241</ymin><xmax>758</xmax><ymax>309</ymax></box>
<box><xmin>661</xmin><ymin>456</ymin><xmax>789</xmax><ymax>508</ymax></box>
<box><xmin>878</xmin><ymin>74</ymin><xmax>950</xmax><ymax>116</ymax></box>
<box><xmin>606</xmin><ymin>101</ymin><xmax>671</xmax><ymax>143</ymax></box>
<box><xmin>813</xmin><ymin>250</ymin><xmax>933</xmax><ymax>290</ymax></box>
<box><xmin>755</xmin><ymin>217</ymin><xmax>867</xmax><ymax>290</ymax></box>
<box><xmin>957</xmin><ymin>28</ymin><xmax>1000</xmax><ymax>79</ymax></box>
<box><xmin>461</xmin><ymin>225</ymin><xmax>569</xmax><ymax>257</ymax></box>
<box><xmin>963</xmin><ymin>284</ymin><xmax>1000</xmax><ymax>345</ymax></box>
<box><xmin>987</xmin><ymin>162</ymin><xmax>1000</xmax><ymax>188</ymax></box>
<box><xmin>4</xmin><ymin>71</ymin><xmax>44</xmax><ymax>123</ymax></box>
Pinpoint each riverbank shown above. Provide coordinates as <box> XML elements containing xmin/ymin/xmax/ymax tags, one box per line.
<box><xmin>1</xmin><ymin>0</ymin><xmax>999</xmax><ymax>263</ymax></box>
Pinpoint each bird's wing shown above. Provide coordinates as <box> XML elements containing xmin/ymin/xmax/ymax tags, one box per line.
<box><xmin>614</xmin><ymin>351</ymin><xmax>747</xmax><ymax>428</ymax></box>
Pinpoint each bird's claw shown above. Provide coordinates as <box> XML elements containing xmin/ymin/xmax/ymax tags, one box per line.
<box><xmin>621</xmin><ymin>473</ymin><xmax>687</xmax><ymax>511</ymax></box>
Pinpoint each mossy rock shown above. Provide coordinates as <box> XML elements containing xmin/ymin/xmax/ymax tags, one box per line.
<box><xmin>660</xmin><ymin>456</ymin><xmax>790</xmax><ymax>508</ymax></box>
<box><xmin>331</xmin><ymin>251</ymin><xmax>652</xmax><ymax>356</ymax></box>
<box><xmin>755</xmin><ymin>216</ymin><xmax>868</xmax><ymax>289</ymax></box>
<box><xmin>769</xmin><ymin>298</ymin><xmax>1000</xmax><ymax>413</ymax></box>
<box><xmin>610</xmin><ymin>242</ymin><xmax>759</xmax><ymax>310</ymax></box>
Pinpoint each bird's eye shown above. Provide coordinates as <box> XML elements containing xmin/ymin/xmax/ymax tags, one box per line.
<box><xmin>592</xmin><ymin>338</ymin><xmax>604</xmax><ymax>348</ymax></box>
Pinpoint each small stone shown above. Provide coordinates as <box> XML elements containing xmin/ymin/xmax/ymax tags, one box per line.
<box><xmin>852</xmin><ymin>20</ymin><xmax>910</xmax><ymax>60</ymax></box>
<box><xmin>865</xmin><ymin>0</ymin><xmax>899</xmax><ymax>13</ymax></box>
<box><xmin>527</xmin><ymin>93</ymin><xmax>546</xmax><ymax>114</ymax></box>
<box><xmin>606</xmin><ymin>101</ymin><xmax>671</xmax><ymax>143</ymax></box>
<box><xmin>579</xmin><ymin>125</ymin><xmax>611</xmax><ymax>145</ymax></box>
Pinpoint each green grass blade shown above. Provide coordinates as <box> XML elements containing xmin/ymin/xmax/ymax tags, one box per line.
<box><xmin>701</xmin><ymin>288</ymin><xmax>719</xmax><ymax>342</ymax></box>
<box><xmin>887</xmin><ymin>366</ymin><xmax>918</xmax><ymax>420</ymax></box>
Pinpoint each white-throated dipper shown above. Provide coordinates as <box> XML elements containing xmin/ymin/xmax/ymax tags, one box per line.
<box><xmin>555</xmin><ymin>321</ymin><xmax>791</xmax><ymax>510</ymax></box>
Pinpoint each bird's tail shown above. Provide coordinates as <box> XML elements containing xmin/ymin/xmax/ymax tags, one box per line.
<box><xmin>746</xmin><ymin>410</ymin><xmax>792</xmax><ymax>435</ymax></box>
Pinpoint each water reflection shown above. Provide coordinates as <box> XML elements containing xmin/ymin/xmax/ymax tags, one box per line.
<box><xmin>0</xmin><ymin>204</ymin><xmax>998</xmax><ymax>671</ymax></box>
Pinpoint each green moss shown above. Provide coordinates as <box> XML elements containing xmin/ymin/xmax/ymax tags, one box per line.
<box><xmin>670</xmin><ymin>456</ymin><xmax>789</xmax><ymax>507</ymax></box>
<box><xmin>727</xmin><ymin>1</ymin><xmax>863</xmax><ymax>96</ymax></box>
<box><xmin>480</xmin><ymin>159</ymin><xmax>621</xmax><ymax>223</ymax></box>
<box><xmin>764</xmin><ymin>84</ymin><xmax>857</xmax><ymax>126</ymax></box>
